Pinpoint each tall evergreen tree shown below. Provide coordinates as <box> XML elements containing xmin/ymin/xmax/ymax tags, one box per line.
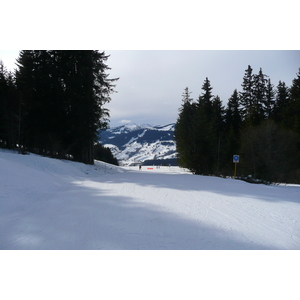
<box><xmin>16</xmin><ymin>51</ymin><xmax>49</xmax><ymax>154</ymax></box>
<box><xmin>225</xmin><ymin>89</ymin><xmax>242</xmax><ymax>133</ymax></box>
<box><xmin>289</xmin><ymin>68</ymin><xmax>300</xmax><ymax>136</ymax></box>
<box><xmin>15</xmin><ymin>50</ymin><xmax>118</xmax><ymax>164</ymax></box>
<box><xmin>252</xmin><ymin>68</ymin><xmax>268</xmax><ymax>122</ymax></box>
<box><xmin>223</xmin><ymin>89</ymin><xmax>242</xmax><ymax>173</ymax></box>
<box><xmin>174</xmin><ymin>87</ymin><xmax>198</xmax><ymax>172</ymax></box>
<box><xmin>240</xmin><ymin>65</ymin><xmax>254</xmax><ymax>122</ymax></box>
<box><xmin>265</xmin><ymin>78</ymin><xmax>275</xmax><ymax>119</ymax></box>
<box><xmin>211</xmin><ymin>95</ymin><xmax>224</xmax><ymax>131</ymax></box>
<box><xmin>198</xmin><ymin>77</ymin><xmax>213</xmax><ymax>116</ymax></box>
<box><xmin>289</xmin><ymin>68</ymin><xmax>300</xmax><ymax>180</ymax></box>
<box><xmin>211</xmin><ymin>95</ymin><xmax>225</xmax><ymax>173</ymax></box>
<box><xmin>240</xmin><ymin>66</ymin><xmax>269</xmax><ymax>126</ymax></box>
<box><xmin>290</xmin><ymin>69</ymin><xmax>300</xmax><ymax>101</ymax></box>
<box><xmin>0</xmin><ymin>61</ymin><xmax>9</xmax><ymax>146</ymax></box>
<box><xmin>0</xmin><ymin>61</ymin><xmax>20</xmax><ymax>149</ymax></box>
<box><xmin>193</xmin><ymin>78</ymin><xmax>215</xmax><ymax>174</ymax></box>
<box><xmin>272</xmin><ymin>80</ymin><xmax>290</xmax><ymax>125</ymax></box>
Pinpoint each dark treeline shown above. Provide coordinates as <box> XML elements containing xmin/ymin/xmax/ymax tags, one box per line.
<box><xmin>94</xmin><ymin>142</ymin><xmax>119</xmax><ymax>166</ymax></box>
<box><xmin>175</xmin><ymin>66</ymin><xmax>300</xmax><ymax>183</ymax></box>
<box><xmin>0</xmin><ymin>50</ymin><xmax>118</xmax><ymax>165</ymax></box>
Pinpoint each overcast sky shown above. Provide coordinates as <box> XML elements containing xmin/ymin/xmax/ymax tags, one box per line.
<box><xmin>105</xmin><ymin>50</ymin><xmax>300</xmax><ymax>126</ymax></box>
<box><xmin>1</xmin><ymin>50</ymin><xmax>299</xmax><ymax>127</ymax></box>
<box><xmin>1</xmin><ymin>1</ymin><xmax>300</xmax><ymax>128</ymax></box>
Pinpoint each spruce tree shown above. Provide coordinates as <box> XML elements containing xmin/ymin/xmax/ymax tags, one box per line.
<box><xmin>15</xmin><ymin>50</ymin><xmax>117</xmax><ymax>164</ymax></box>
<box><xmin>0</xmin><ymin>61</ymin><xmax>9</xmax><ymax>146</ymax></box>
<box><xmin>223</xmin><ymin>89</ymin><xmax>242</xmax><ymax>173</ymax></box>
<box><xmin>211</xmin><ymin>95</ymin><xmax>225</xmax><ymax>173</ymax></box>
<box><xmin>16</xmin><ymin>51</ymin><xmax>51</xmax><ymax>154</ymax></box>
<box><xmin>265</xmin><ymin>78</ymin><xmax>275</xmax><ymax>119</ymax></box>
<box><xmin>174</xmin><ymin>87</ymin><xmax>198</xmax><ymax>172</ymax></box>
<box><xmin>198</xmin><ymin>77</ymin><xmax>213</xmax><ymax>115</ymax></box>
<box><xmin>0</xmin><ymin>61</ymin><xmax>20</xmax><ymax>149</ymax></box>
<box><xmin>289</xmin><ymin>68</ymin><xmax>300</xmax><ymax>180</ymax></box>
<box><xmin>289</xmin><ymin>68</ymin><xmax>300</xmax><ymax>135</ymax></box>
<box><xmin>240</xmin><ymin>66</ymin><xmax>270</xmax><ymax>126</ymax></box>
<box><xmin>240</xmin><ymin>65</ymin><xmax>254</xmax><ymax>122</ymax></box>
<box><xmin>225</xmin><ymin>89</ymin><xmax>242</xmax><ymax>133</ymax></box>
<box><xmin>193</xmin><ymin>78</ymin><xmax>214</xmax><ymax>174</ymax></box>
<box><xmin>272</xmin><ymin>80</ymin><xmax>290</xmax><ymax>125</ymax></box>
<box><xmin>252</xmin><ymin>68</ymin><xmax>268</xmax><ymax>123</ymax></box>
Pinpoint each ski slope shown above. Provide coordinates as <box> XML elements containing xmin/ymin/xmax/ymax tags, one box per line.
<box><xmin>1</xmin><ymin>149</ymin><xmax>300</xmax><ymax>250</ymax></box>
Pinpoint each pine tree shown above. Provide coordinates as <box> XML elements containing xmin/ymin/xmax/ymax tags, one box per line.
<box><xmin>176</xmin><ymin>80</ymin><xmax>225</xmax><ymax>175</ymax></box>
<box><xmin>225</xmin><ymin>89</ymin><xmax>242</xmax><ymax>133</ymax></box>
<box><xmin>182</xmin><ymin>86</ymin><xmax>193</xmax><ymax>104</ymax></box>
<box><xmin>289</xmin><ymin>68</ymin><xmax>300</xmax><ymax>136</ymax></box>
<box><xmin>240</xmin><ymin>66</ymin><xmax>270</xmax><ymax>126</ymax></box>
<box><xmin>265</xmin><ymin>78</ymin><xmax>275</xmax><ymax>119</ymax></box>
<box><xmin>16</xmin><ymin>51</ymin><xmax>51</xmax><ymax>154</ymax></box>
<box><xmin>15</xmin><ymin>50</ymin><xmax>118</xmax><ymax>164</ymax></box>
<box><xmin>0</xmin><ymin>61</ymin><xmax>20</xmax><ymax>149</ymax></box>
<box><xmin>223</xmin><ymin>89</ymin><xmax>242</xmax><ymax>173</ymax></box>
<box><xmin>240</xmin><ymin>65</ymin><xmax>254</xmax><ymax>121</ymax></box>
<box><xmin>290</xmin><ymin>69</ymin><xmax>300</xmax><ymax>101</ymax></box>
<box><xmin>57</xmin><ymin>50</ymin><xmax>97</xmax><ymax>164</ymax></box>
<box><xmin>198</xmin><ymin>77</ymin><xmax>213</xmax><ymax>116</ymax></box>
<box><xmin>252</xmin><ymin>68</ymin><xmax>268</xmax><ymax>122</ymax></box>
<box><xmin>289</xmin><ymin>68</ymin><xmax>300</xmax><ymax>180</ymax></box>
<box><xmin>211</xmin><ymin>95</ymin><xmax>225</xmax><ymax>173</ymax></box>
<box><xmin>174</xmin><ymin>87</ymin><xmax>198</xmax><ymax>172</ymax></box>
<box><xmin>272</xmin><ymin>80</ymin><xmax>290</xmax><ymax>125</ymax></box>
<box><xmin>211</xmin><ymin>95</ymin><xmax>225</xmax><ymax>132</ymax></box>
<box><xmin>193</xmin><ymin>78</ymin><xmax>215</xmax><ymax>174</ymax></box>
<box><xmin>0</xmin><ymin>61</ymin><xmax>9</xmax><ymax>146</ymax></box>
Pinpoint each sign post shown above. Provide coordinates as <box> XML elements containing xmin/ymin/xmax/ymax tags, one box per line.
<box><xmin>233</xmin><ymin>155</ymin><xmax>239</xmax><ymax>179</ymax></box>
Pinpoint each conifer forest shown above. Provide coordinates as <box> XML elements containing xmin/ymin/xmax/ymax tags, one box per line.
<box><xmin>175</xmin><ymin>66</ymin><xmax>300</xmax><ymax>183</ymax></box>
<box><xmin>0</xmin><ymin>50</ymin><xmax>118</xmax><ymax>165</ymax></box>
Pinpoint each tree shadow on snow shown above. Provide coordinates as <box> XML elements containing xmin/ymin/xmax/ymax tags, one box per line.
<box><xmin>104</xmin><ymin>168</ymin><xmax>300</xmax><ymax>205</ymax></box>
<box><xmin>0</xmin><ymin>175</ymin><xmax>282</xmax><ymax>250</ymax></box>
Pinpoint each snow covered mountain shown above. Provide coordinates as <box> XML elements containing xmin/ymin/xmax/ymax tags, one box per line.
<box><xmin>99</xmin><ymin>123</ymin><xmax>177</xmax><ymax>166</ymax></box>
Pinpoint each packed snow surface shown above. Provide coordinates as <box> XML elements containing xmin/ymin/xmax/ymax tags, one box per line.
<box><xmin>1</xmin><ymin>150</ymin><xmax>299</xmax><ymax>250</ymax></box>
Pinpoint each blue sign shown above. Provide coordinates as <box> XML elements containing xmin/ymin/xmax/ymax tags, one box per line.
<box><xmin>233</xmin><ymin>155</ymin><xmax>239</xmax><ymax>163</ymax></box>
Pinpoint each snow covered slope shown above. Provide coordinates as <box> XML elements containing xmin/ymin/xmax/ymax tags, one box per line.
<box><xmin>1</xmin><ymin>149</ymin><xmax>300</xmax><ymax>250</ymax></box>
<box><xmin>99</xmin><ymin>123</ymin><xmax>176</xmax><ymax>165</ymax></box>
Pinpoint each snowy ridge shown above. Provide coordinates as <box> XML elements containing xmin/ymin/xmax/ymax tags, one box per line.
<box><xmin>109</xmin><ymin>123</ymin><xmax>154</xmax><ymax>134</ymax></box>
<box><xmin>99</xmin><ymin>123</ymin><xmax>177</xmax><ymax>165</ymax></box>
<box><xmin>1</xmin><ymin>149</ymin><xmax>300</xmax><ymax>250</ymax></box>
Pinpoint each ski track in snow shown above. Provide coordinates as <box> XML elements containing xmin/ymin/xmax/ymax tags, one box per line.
<box><xmin>1</xmin><ymin>150</ymin><xmax>300</xmax><ymax>250</ymax></box>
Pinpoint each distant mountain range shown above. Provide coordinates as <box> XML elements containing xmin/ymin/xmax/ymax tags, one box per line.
<box><xmin>99</xmin><ymin>123</ymin><xmax>177</xmax><ymax>166</ymax></box>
